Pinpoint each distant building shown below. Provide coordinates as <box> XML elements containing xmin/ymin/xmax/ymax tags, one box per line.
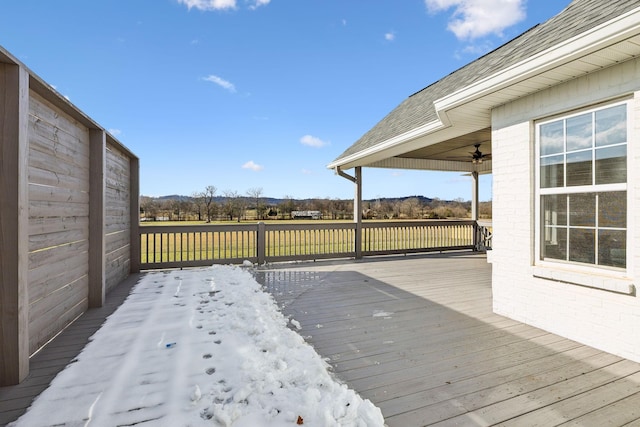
<box><xmin>291</xmin><ymin>210</ymin><xmax>323</xmax><ymax>220</ymax></box>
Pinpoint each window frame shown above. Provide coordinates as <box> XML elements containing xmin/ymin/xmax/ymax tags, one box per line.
<box><xmin>534</xmin><ymin>100</ymin><xmax>631</xmax><ymax>279</ymax></box>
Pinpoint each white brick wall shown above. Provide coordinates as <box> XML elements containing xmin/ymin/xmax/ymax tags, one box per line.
<box><xmin>491</xmin><ymin>58</ymin><xmax>640</xmax><ymax>363</ymax></box>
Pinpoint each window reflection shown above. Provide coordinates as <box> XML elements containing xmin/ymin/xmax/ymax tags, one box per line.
<box><xmin>595</xmin><ymin>104</ymin><xmax>626</xmax><ymax>147</ymax></box>
<box><xmin>566</xmin><ymin>151</ymin><xmax>592</xmax><ymax>186</ymax></box>
<box><xmin>566</xmin><ymin>113</ymin><xmax>592</xmax><ymax>151</ymax></box>
<box><xmin>595</xmin><ymin>145</ymin><xmax>626</xmax><ymax>184</ymax></box>
<box><xmin>540</xmin><ymin>121</ymin><xmax>564</xmax><ymax>156</ymax></box>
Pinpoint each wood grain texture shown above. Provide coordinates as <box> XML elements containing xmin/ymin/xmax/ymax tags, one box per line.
<box><xmin>0</xmin><ymin>63</ymin><xmax>29</xmax><ymax>385</ymax></box>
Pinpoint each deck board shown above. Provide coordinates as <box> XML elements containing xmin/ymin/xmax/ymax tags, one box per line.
<box><xmin>256</xmin><ymin>252</ymin><xmax>640</xmax><ymax>426</ymax></box>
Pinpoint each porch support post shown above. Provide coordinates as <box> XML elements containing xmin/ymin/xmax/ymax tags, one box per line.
<box><xmin>471</xmin><ymin>171</ymin><xmax>480</xmax><ymax>250</ymax></box>
<box><xmin>89</xmin><ymin>129</ymin><xmax>106</xmax><ymax>308</ymax></box>
<box><xmin>354</xmin><ymin>166</ymin><xmax>362</xmax><ymax>259</ymax></box>
<box><xmin>0</xmin><ymin>63</ymin><xmax>29</xmax><ymax>385</ymax></box>
<box><xmin>471</xmin><ymin>171</ymin><xmax>479</xmax><ymax>221</ymax></box>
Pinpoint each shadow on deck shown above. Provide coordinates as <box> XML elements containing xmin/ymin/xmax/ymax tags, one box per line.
<box><xmin>0</xmin><ymin>274</ymin><xmax>141</xmax><ymax>426</ymax></box>
<box><xmin>255</xmin><ymin>252</ymin><xmax>640</xmax><ymax>426</ymax></box>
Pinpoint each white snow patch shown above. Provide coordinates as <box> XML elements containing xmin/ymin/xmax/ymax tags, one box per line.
<box><xmin>372</xmin><ymin>310</ymin><xmax>394</xmax><ymax>318</ymax></box>
<box><xmin>11</xmin><ymin>265</ymin><xmax>384</xmax><ymax>427</ymax></box>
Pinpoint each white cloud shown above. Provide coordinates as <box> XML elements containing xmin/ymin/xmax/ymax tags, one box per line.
<box><xmin>301</xmin><ymin>169</ymin><xmax>313</xmax><ymax>175</ymax></box>
<box><xmin>203</xmin><ymin>74</ymin><xmax>236</xmax><ymax>93</ymax></box>
<box><xmin>300</xmin><ymin>135</ymin><xmax>329</xmax><ymax>148</ymax></box>
<box><xmin>108</xmin><ymin>128</ymin><xmax>122</xmax><ymax>136</ymax></box>
<box><xmin>248</xmin><ymin>0</ymin><xmax>270</xmax><ymax>10</ymax></box>
<box><xmin>178</xmin><ymin>0</ymin><xmax>236</xmax><ymax>11</ymax></box>
<box><xmin>425</xmin><ymin>0</ymin><xmax>526</xmax><ymax>40</ymax></box>
<box><xmin>385</xmin><ymin>32</ymin><xmax>395</xmax><ymax>41</ymax></box>
<box><xmin>242</xmin><ymin>160</ymin><xmax>264</xmax><ymax>171</ymax></box>
<box><xmin>342</xmin><ymin>19</ymin><xmax>347</xmax><ymax>26</ymax></box>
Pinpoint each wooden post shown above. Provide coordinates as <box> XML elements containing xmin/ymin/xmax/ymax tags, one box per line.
<box><xmin>0</xmin><ymin>63</ymin><xmax>29</xmax><ymax>385</ymax></box>
<box><xmin>471</xmin><ymin>171</ymin><xmax>480</xmax><ymax>250</ymax></box>
<box><xmin>354</xmin><ymin>167</ymin><xmax>363</xmax><ymax>260</ymax></box>
<box><xmin>257</xmin><ymin>222</ymin><xmax>266</xmax><ymax>264</ymax></box>
<box><xmin>129</xmin><ymin>157</ymin><xmax>141</xmax><ymax>273</ymax></box>
<box><xmin>88</xmin><ymin>129</ymin><xmax>106</xmax><ymax>308</ymax></box>
<box><xmin>471</xmin><ymin>171</ymin><xmax>479</xmax><ymax>221</ymax></box>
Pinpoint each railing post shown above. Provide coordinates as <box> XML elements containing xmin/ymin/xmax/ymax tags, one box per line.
<box><xmin>0</xmin><ymin>63</ymin><xmax>29</xmax><ymax>385</ymax></box>
<box><xmin>354</xmin><ymin>167</ymin><xmax>362</xmax><ymax>259</ymax></box>
<box><xmin>130</xmin><ymin>157</ymin><xmax>140</xmax><ymax>273</ymax></box>
<box><xmin>257</xmin><ymin>222</ymin><xmax>266</xmax><ymax>264</ymax></box>
<box><xmin>473</xmin><ymin>221</ymin><xmax>480</xmax><ymax>251</ymax></box>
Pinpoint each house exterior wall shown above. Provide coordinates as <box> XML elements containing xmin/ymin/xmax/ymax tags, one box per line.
<box><xmin>491</xmin><ymin>57</ymin><xmax>640</xmax><ymax>362</ymax></box>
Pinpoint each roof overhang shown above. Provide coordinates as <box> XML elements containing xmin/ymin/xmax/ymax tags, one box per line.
<box><xmin>329</xmin><ymin>6</ymin><xmax>640</xmax><ymax>172</ymax></box>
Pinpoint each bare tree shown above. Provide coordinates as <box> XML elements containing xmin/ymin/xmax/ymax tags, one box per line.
<box><xmin>246</xmin><ymin>187</ymin><xmax>265</xmax><ymax>220</ymax></box>
<box><xmin>222</xmin><ymin>190</ymin><xmax>241</xmax><ymax>221</ymax></box>
<box><xmin>278</xmin><ymin>196</ymin><xmax>296</xmax><ymax>219</ymax></box>
<box><xmin>191</xmin><ymin>192</ymin><xmax>206</xmax><ymax>221</ymax></box>
<box><xmin>140</xmin><ymin>196</ymin><xmax>159</xmax><ymax>221</ymax></box>
<box><xmin>400</xmin><ymin>198</ymin><xmax>421</xmax><ymax>219</ymax></box>
<box><xmin>204</xmin><ymin>185</ymin><xmax>217</xmax><ymax>222</ymax></box>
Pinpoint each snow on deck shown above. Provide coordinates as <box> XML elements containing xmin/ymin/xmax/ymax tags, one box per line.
<box><xmin>10</xmin><ymin>265</ymin><xmax>384</xmax><ymax>427</ymax></box>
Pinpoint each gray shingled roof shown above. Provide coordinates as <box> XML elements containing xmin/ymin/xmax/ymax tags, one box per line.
<box><xmin>332</xmin><ymin>0</ymin><xmax>639</xmax><ymax>163</ymax></box>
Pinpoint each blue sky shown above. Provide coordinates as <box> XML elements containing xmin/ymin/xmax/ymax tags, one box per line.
<box><xmin>1</xmin><ymin>0</ymin><xmax>569</xmax><ymax>201</ymax></box>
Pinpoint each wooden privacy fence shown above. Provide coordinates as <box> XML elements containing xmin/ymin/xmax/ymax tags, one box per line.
<box><xmin>139</xmin><ymin>220</ymin><xmax>487</xmax><ymax>269</ymax></box>
<box><xmin>0</xmin><ymin>48</ymin><xmax>139</xmax><ymax>385</ymax></box>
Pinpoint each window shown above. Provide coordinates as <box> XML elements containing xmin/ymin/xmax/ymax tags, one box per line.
<box><xmin>538</xmin><ymin>103</ymin><xmax>627</xmax><ymax>269</ymax></box>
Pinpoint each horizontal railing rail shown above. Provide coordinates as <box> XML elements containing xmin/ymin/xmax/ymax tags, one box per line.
<box><xmin>139</xmin><ymin>220</ymin><xmax>487</xmax><ymax>269</ymax></box>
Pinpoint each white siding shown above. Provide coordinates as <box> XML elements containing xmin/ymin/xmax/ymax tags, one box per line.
<box><xmin>491</xmin><ymin>58</ymin><xmax>640</xmax><ymax>363</ymax></box>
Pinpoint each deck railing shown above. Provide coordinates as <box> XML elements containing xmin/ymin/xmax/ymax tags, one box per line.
<box><xmin>140</xmin><ymin>220</ymin><xmax>489</xmax><ymax>269</ymax></box>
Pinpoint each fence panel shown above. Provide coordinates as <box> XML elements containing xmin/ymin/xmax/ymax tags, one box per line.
<box><xmin>140</xmin><ymin>224</ymin><xmax>259</xmax><ymax>269</ymax></box>
<box><xmin>362</xmin><ymin>220</ymin><xmax>475</xmax><ymax>255</ymax></box>
<box><xmin>264</xmin><ymin>223</ymin><xmax>356</xmax><ymax>262</ymax></box>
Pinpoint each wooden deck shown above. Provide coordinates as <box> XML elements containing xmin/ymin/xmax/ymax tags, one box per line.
<box><xmin>2</xmin><ymin>253</ymin><xmax>640</xmax><ymax>426</ymax></box>
<box><xmin>0</xmin><ymin>274</ymin><xmax>140</xmax><ymax>426</ymax></box>
<box><xmin>256</xmin><ymin>253</ymin><xmax>640</xmax><ymax>426</ymax></box>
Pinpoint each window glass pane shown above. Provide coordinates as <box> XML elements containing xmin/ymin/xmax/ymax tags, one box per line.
<box><xmin>598</xmin><ymin>229</ymin><xmax>626</xmax><ymax>268</ymax></box>
<box><xmin>569</xmin><ymin>193</ymin><xmax>595</xmax><ymax>227</ymax></box>
<box><xmin>566</xmin><ymin>151</ymin><xmax>592</xmax><ymax>186</ymax></box>
<box><xmin>595</xmin><ymin>145</ymin><xmax>626</xmax><ymax>184</ymax></box>
<box><xmin>540</xmin><ymin>121</ymin><xmax>564</xmax><ymax>156</ymax></box>
<box><xmin>543</xmin><ymin>227</ymin><xmax>567</xmax><ymax>261</ymax></box>
<box><xmin>599</xmin><ymin>191</ymin><xmax>626</xmax><ymax>228</ymax></box>
<box><xmin>595</xmin><ymin>104</ymin><xmax>626</xmax><ymax>147</ymax></box>
<box><xmin>540</xmin><ymin>155</ymin><xmax>564</xmax><ymax>188</ymax></box>
<box><xmin>569</xmin><ymin>228</ymin><xmax>595</xmax><ymax>264</ymax></box>
<box><xmin>566</xmin><ymin>113</ymin><xmax>592</xmax><ymax>151</ymax></box>
<box><xmin>542</xmin><ymin>194</ymin><xmax>567</xmax><ymax>226</ymax></box>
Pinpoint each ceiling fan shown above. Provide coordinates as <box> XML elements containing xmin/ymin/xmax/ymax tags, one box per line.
<box><xmin>470</xmin><ymin>144</ymin><xmax>489</xmax><ymax>164</ymax></box>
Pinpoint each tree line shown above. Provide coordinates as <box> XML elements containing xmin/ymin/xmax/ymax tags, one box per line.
<box><xmin>140</xmin><ymin>186</ymin><xmax>492</xmax><ymax>222</ymax></box>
